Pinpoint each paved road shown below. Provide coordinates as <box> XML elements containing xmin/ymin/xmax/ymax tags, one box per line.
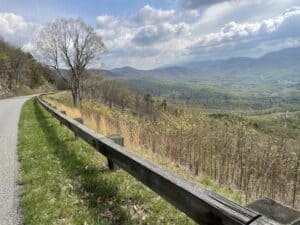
<box><xmin>0</xmin><ymin>95</ymin><xmax>33</xmax><ymax>225</ymax></box>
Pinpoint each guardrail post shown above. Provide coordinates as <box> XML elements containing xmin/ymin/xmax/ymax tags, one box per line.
<box><xmin>38</xmin><ymin>95</ymin><xmax>300</xmax><ymax>225</ymax></box>
<box><xmin>74</xmin><ymin>117</ymin><xmax>84</xmax><ymax>124</ymax></box>
<box><xmin>107</xmin><ymin>134</ymin><xmax>124</xmax><ymax>171</ymax></box>
<box><xmin>60</xmin><ymin>111</ymin><xmax>66</xmax><ymax>125</ymax></box>
<box><xmin>74</xmin><ymin>117</ymin><xmax>84</xmax><ymax>140</ymax></box>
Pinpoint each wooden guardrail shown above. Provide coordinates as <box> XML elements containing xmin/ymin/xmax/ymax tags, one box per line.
<box><xmin>37</xmin><ymin>94</ymin><xmax>300</xmax><ymax>225</ymax></box>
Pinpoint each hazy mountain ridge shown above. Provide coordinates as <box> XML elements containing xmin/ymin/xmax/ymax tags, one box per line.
<box><xmin>107</xmin><ymin>46</ymin><xmax>300</xmax><ymax>84</ymax></box>
<box><xmin>98</xmin><ymin>47</ymin><xmax>300</xmax><ymax>94</ymax></box>
<box><xmin>88</xmin><ymin>46</ymin><xmax>300</xmax><ymax>110</ymax></box>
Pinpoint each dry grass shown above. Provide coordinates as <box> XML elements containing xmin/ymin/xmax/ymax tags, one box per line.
<box><xmin>19</xmin><ymin>98</ymin><xmax>198</xmax><ymax>225</ymax></box>
<box><xmin>45</xmin><ymin>94</ymin><xmax>245</xmax><ymax>204</ymax></box>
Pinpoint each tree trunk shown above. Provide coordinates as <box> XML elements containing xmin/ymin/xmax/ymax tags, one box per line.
<box><xmin>71</xmin><ymin>87</ymin><xmax>80</xmax><ymax>107</ymax></box>
<box><xmin>71</xmin><ymin>75</ymin><xmax>81</xmax><ymax>107</ymax></box>
<box><xmin>7</xmin><ymin>72</ymin><xmax>13</xmax><ymax>90</ymax></box>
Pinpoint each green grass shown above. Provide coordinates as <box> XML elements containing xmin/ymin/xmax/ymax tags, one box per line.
<box><xmin>18</xmin><ymin>98</ymin><xmax>196</xmax><ymax>225</ymax></box>
<box><xmin>47</xmin><ymin>92</ymin><xmax>245</xmax><ymax>203</ymax></box>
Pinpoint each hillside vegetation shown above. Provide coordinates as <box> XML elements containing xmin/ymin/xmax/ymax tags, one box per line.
<box><xmin>0</xmin><ymin>38</ymin><xmax>55</xmax><ymax>97</ymax></box>
<box><xmin>19</xmin><ymin>98</ymin><xmax>199</xmax><ymax>225</ymax></box>
<box><xmin>97</xmin><ymin>47</ymin><xmax>300</xmax><ymax>113</ymax></box>
<box><xmin>47</xmin><ymin>75</ymin><xmax>299</xmax><ymax>209</ymax></box>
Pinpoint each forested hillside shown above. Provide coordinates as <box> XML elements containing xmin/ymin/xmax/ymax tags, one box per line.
<box><xmin>98</xmin><ymin>47</ymin><xmax>300</xmax><ymax>113</ymax></box>
<box><xmin>47</xmin><ymin>75</ymin><xmax>300</xmax><ymax>209</ymax></box>
<box><xmin>0</xmin><ymin>38</ymin><xmax>55</xmax><ymax>97</ymax></box>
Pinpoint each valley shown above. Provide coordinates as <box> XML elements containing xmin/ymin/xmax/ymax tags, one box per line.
<box><xmin>96</xmin><ymin>47</ymin><xmax>300</xmax><ymax>115</ymax></box>
<box><xmin>1</xmin><ymin>1</ymin><xmax>300</xmax><ymax>224</ymax></box>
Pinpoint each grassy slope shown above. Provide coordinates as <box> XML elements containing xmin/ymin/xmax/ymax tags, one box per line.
<box><xmin>18</xmin><ymin>98</ymin><xmax>196</xmax><ymax>225</ymax></box>
<box><xmin>46</xmin><ymin>92</ymin><xmax>244</xmax><ymax>204</ymax></box>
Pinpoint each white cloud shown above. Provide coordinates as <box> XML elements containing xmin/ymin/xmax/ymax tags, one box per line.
<box><xmin>96</xmin><ymin>24</ymin><xmax>136</xmax><ymax>51</ymax></box>
<box><xmin>2</xmin><ymin>1</ymin><xmax>297</xmax><ymax>70</ymax></box>
<box><xmin>96</xmin><ymin>15</ymin><xmax>119</xmax><ymax>28</ymax></box>
<box><xmin>95</xmin><ymin>5</ymin><xmax>193</xmax><ymax>69</ymax></box>
<box><xmin>134</xmin><ymin>5</ymin><xmax>176</xmax><ymax>25</ymax></box>
<box><xmin>189</xmin><ymin>7</ymin><xmax>300</xmax><ymax>59</ymax></box>
<box><xmin>0</xmin><ymin>13</ymin><xmax>32</xmax><ymax>34</ymax></box>
<box><xmin>0</xmin><ymin>12</ymin><xmax>37</xmax><ymax>45</ymax></box>
<box><xmin>132</xmin><ymin>23</ymin><xmax>189</xmax><ymax>45</ymax></box>
<box><xmin>0</xmin><ymin>0</ymin><xmax>298</xmax><ymax>70</ymax></box>
<box><xmin>21</xmin><ymin>42</ymin><xmax>34</xmax><ymax>52</ymax></box>
<box><xmin>198</xmin><ymin>1</ymin><xmax>244</xmax><ymax>24</ymax></box>
<box><xmin>97</xmin><ymin>2</ymin><xmax>300</xmax><ymax>69</ymax></box>
<box><xmin>96</xmin><ymin>5</ymin><xmax>188</xmax><ymax>52</ymax></box>
<box><xmin>192</xmin><ymin>7</ymin><xmax>300</xmax><ymax>48</ymax></box>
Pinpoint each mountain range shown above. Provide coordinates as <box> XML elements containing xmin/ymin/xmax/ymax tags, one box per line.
<box><xmin>92</xmin><ymin>46</ymin><xmax>299</xmax><ymax>99</ymax></box>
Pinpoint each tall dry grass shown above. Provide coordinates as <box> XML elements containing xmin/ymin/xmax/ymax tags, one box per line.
<box><xmin>46</xmin><ymin>95</ymin><xmax>299</xmax><ymax>209</ymax></box>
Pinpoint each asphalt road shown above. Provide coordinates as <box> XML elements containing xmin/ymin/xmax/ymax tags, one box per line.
<box><xmin>0</xmin><ymin>95</ymin><xmax>33</xmax><ymax>225</ymax></box>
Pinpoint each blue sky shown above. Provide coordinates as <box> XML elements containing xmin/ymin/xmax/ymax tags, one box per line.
<box><xmin>1</xmin><ymin>0</ymin><xmax>300</xmax><ymax>69</ymax></box>
<box><xmin>0</xmin><ymin>0</ymin><xmax>175</xmax><ymax>24</ymax></box>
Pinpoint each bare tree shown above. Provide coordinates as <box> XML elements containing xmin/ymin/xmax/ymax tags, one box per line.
<box><xmin>35</xmin><ymin>18</ymin><xmax>105</xmax><ymax>106</ymax></box>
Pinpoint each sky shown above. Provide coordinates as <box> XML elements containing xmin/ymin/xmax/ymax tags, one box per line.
<box><xmin>0</xmin><ymin>0</ymin><xmax>300</xmax><ymax>69</ymax></box>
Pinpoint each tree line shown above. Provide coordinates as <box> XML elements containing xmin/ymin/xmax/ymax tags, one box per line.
<box><xmin>71</xmin><ymin>76</ymin><xmax>299</xmax><ymax>209</ymax></box>
<box><xmin>0</xmin><ymin>38</ymin><xmax>54</xmax><ymax>96</ymax></box>
<box><xmin>32</xmin><ymin>16</ymin><xmax>299</xmax><ymax>209</ymax></box>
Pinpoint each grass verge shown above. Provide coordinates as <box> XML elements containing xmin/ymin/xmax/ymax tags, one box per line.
<box><xmin>45</xmin><ymin>92</ymin><xmax>245</xmax><ymax>204</ymax></box>
<box><xmin>18</xmin><ymin>98</ymin><xmax>196</xmax><ymax>225</ymax></box>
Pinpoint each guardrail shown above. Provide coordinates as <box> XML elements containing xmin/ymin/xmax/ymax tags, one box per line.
<box><xmin>37</xmin><ymin>94</ymin><xmax>300</xmax><ymax>225</ymax></box>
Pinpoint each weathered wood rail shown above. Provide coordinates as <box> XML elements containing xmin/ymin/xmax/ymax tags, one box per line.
<box><xmin>38</xmin><ymin>94</ymin><xmax>300</xmax><ymax>225</ymax></box>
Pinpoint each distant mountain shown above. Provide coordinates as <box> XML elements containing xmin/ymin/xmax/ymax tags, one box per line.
<box><xmin>104</xmin><ymin>46</ymin><xmax>300</xmax><ymax>90</ymax></box>
<box><xmin>179</xmin><ymin>46</ymin><xmax>300</xmax><ymax>69</ymax></box>
<box><xmin>108</xmin><ymin>65</ymin><xmax>195</xmax><ymax>80</ymax></box>
<box><xmin>84</xmin><ymin>46</ymin><xmax>300</xmax><ymax>110</ymax></box>
<box><xmin>110</xmin><ymin>46</ymin><xmax>300</xmax><ymax>74</ymax></box>
<box><xmin>86</xmin><ymin>46</ymin><xmax>300</xmax><ymax>110</ymax></box>
<box><xmin>110</xmin><ymin>66</ymin><xmax>145</xmax><ymax>77</ymax></box>
<box><xmin>88</xmin><ymin>69</ymin><xmax>117</xmax><ymax>77</ymax></box>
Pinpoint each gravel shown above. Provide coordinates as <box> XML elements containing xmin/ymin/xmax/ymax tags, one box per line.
<box><xmin>0</xmin><ymin>96</ymin><xmax>33</xmax><ymax>225</ymax></box>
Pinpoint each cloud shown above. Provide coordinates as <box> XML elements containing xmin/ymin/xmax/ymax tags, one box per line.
<box><xmin>192</xmin><ymin>7</ymin><xmax>300</xmax><ymax>47</ymax></box>
<box><xmin>179</xmin><ymin>0</ymin><xmax>244</xmax><ymax>9</ymax></box>
<box><xmin>96</xmin><ymin>3</ymin><xmax>300</xmax><ymax>69</ymax></box>
<box><xmin>132</xmin><ymin>23</ymin><xmax>188</xmax><ymax>45</ymax></box>
<box><xmin>0</xmin><ymin>12</ymin><xmax>37</xmax><ymax>45</ymax></box>
<box><xmin>189</xmin><ymin>7</ymin><xmax>300</xmax><ymax>59</ymax></box>
<box><xmin>96</xmin><ymin>15</ymin><xmax>119</xmax><ymax>28</ymax></box>
<box><xmin>22</xmin><ymin>42</ymin><xmax>34</xmax><ymax>52</ymax></box>
<box><xmin>197</xmin><ymin>1</ymin><xmax>244</xmax><ymax>24</ymax></box>
<box><xmin>134</xmin><ymin>5</ymin><xmax>176</xmax><ymax>25</ymax></box>
<box><xmin>96</xmin><ymin>5</ymin><xmax>187</xmax><ymax>51</ymax></box>
<box><xmin>0</xmin><ymin>12</ymin><xmax>34</xmax><ymax>34</ymax></box>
